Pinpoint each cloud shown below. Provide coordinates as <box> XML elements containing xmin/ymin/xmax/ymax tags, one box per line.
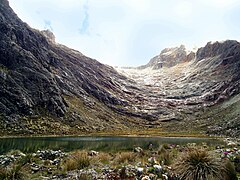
<box><xmin>44</xmin><ymin>20</ymin><xmax>53</xmax><ymax>31</ymax></box>
<box><xmin>79</xmin><ymin>2</ymin><xmax>89</xmax><ymax>35</ymax></box>
<box><xmin>8</xmin><ymin>0</ymin><xmax>240</xmax><ymax>66</ymax></box>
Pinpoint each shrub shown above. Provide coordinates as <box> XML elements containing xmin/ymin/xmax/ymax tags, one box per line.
<box><xmin>174</xmin><ymin>148</ymin><xmax>222</xmax><ymax>180</ymax></box>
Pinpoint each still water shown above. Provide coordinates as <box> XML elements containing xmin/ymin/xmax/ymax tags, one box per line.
<box><xmin>0</xmin><ymin>136</ymin><xmax>224</xmax><ymax>154</ymax></box>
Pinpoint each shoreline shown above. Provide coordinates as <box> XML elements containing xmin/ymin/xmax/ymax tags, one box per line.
<box><xmin>0</xmin><ymin>131</ymin><xmax>222</xmax><ymax>139</ymax></box>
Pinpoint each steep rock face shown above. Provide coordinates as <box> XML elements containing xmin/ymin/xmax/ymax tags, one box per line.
<box><xmin>138</xmin><ymin>45</ymin><xmax>195</xmax><ymax>69</ymax></box>
<box><xmin>0</xmin><ymin>0</ymin><xmax>143</xmax><ymax>134</ymax></box>
<box><xmin>118</xmin><ymin>40</ymin><xmax>240</xmax><ymax>137</ymax></box>
<box><xmin>196</xmin><ymin>40</ymin><xmax>240</xmax><ymax>60</ymax></box>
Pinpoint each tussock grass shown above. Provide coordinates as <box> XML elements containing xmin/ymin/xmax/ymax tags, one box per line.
<box><xmin>63</xmin><ymin>151</ymin><xmax>90</xmax><ymax>171</ymax></box>
<box><xmin>91</xmin><ymin>152</ymin><xmax>112</xmax><ymax>165</ymax></box>
<box><xmin>0</xmin><ymin>165</ymin><xmax>25</xmax><ymax>180</ymax></box>
<box><xmin>174</xmin><ymin>148</ymin><xmax>222</xmax><ymax>180</ymax></box>
<box><xmin>114</xmin><ymin>152</ymin><xmax>136</xmax><ymax>164</ymax></box>
<box><xmin>157</xmin><ymin>145</ymin><xmax>178</xmax><ymax>165</ymax></box>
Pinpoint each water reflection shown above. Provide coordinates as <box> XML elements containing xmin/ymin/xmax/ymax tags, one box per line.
<box><xmin>0</xmin><ymin>136</ymin><xmax>224</xmax><ymax>154</ymax></box>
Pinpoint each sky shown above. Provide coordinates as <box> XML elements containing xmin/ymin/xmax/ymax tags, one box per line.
<box><xmin>8</xmin><ymin>0</ymin><xmax>240</xmax><ymax>67</ymax></box>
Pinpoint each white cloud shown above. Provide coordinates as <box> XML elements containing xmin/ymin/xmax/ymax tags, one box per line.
<box><xmin>8</xmin><ymin>0</ymin><xmax>240</xmax><ymax>66</ymax></box>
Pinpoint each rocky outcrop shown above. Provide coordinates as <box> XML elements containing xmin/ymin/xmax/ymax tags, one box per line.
<box><xmin>196</xmin><ymin>40</ymin><xmax>240</xmax><ymax>60</ymax></box>
<box><xmin>41</xmin><ymin>30</ymin><xmax>56</xmax><ymax>44</ymax></box>
<box><xmin>138</xmin><ymin>45</ymin><xmax>195</xmax><ymax>69</ymax></box>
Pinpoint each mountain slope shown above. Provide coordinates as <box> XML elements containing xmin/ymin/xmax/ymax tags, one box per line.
<box><xmin>0</xmin><ymin>0</ymin><xmax>149</xmax><ymax>135</ymax></box>
<box><xmin>117</xmin><ymin>40</ymin><xmax>240</xmax><ymax>137</ymax></box>
<box><xmin>1</xmin><ymin>0</ymin><xmax>240</xmax><ymax>137</ymax></box>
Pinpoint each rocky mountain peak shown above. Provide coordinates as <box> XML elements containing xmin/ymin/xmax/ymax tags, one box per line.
<box><xmin>138</xmin><ymin>45</ymin><xmax>195</xmax><ymax>69</ymax></box>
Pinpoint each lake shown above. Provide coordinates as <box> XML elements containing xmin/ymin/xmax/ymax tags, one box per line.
<box><xmin>0</xmin><ymin>136</ymin><xmax>224</xmax><ymax>154</ymax></box>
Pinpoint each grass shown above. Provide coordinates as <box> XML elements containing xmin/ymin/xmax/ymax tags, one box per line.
<box><xmin>0</xmin><ymin>164</ymin><xmax>26</xmax><ymax>180</ymax></box>
<box><xmin>156</xmin><ymin>144</ymin><xmax>180</xmax><ymax>166</ymax></box>
<box><xmin>7</xmin><ymin>149</ymin><xmax>23</xmax><ymax>156</ymax></box>
<box><xmin>1</xmin><ymin>140</ymin><xmax>239</xmax><ymax>179</ymax></box>
<box><xmin>91</xmin><ymin>152</ymin><xmax>112</xmax><ymax>165</ymax></box>
<box><xmin>90</xmin><ymin>128</ymin><xmax>207</xmax><ymax>137</ymax></box>
<box><xmin>63</xmin><ymin>151</ymin><xmax>90</xmax><ymax>171</ymax></box>
<box><xmin>0</xmin><ymin>93</ymin><xmax>211</xmax><ymax>137</ymax></box>
<box><xmin>174</xmin><ymin>148</ymin><xmax>222</xmax><ymax>180</ymax></box>
<box><xmin>114</xmin><ymin>152</ymin><xmax>137</xmax><ymax>165</ymax></box>
<box><xmin>78</xmin><ymin>173</ymin><xmax>92</xmax><ymax>180</ymax></box>
<box><xmin>0</xmin><ymin>168</ymin><xmax>8</xmax><ymax>180</ymax></box>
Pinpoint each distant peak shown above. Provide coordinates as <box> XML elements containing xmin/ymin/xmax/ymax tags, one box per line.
<box><xmin>137</xmin><ymin>44</ymin><xmax>195</xmax><ymax>70</ymax></box>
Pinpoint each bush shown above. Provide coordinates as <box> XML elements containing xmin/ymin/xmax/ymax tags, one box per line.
<box><xmin>174</xmin><ymin>148</ymin><xmax>222</xmax><ymax>180</ymax></box>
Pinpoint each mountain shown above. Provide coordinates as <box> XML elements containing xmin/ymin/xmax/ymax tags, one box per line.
<box><xmin>1</xmin><ymin>0</ymin><xmax>240</xmax><ymax>137</ymax></box>
<box><xmin>117</xmin><ymin>40</ymin><xmax>240</xmax><ymax>137</ymax></box>
<box><xmin>0</xmin><ymin>0</ymin><xmax>148</xmax><ymax>135</ymax></box>
<box><xmin>138</xmin><ymin>45</ymin><xmax>195</xmax><ymax>69</ymax></box>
